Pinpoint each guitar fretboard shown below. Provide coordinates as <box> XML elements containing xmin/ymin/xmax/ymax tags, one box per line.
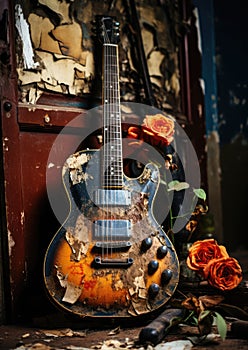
<box><xmin>102</xmin><ymin>43</ymin><xmax>123</xmax><ymax>189</ymax></box>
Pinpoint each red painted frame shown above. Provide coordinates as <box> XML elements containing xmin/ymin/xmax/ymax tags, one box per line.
<box><xmin>0</xmin><ymin>0</ymin><xmax>206</xmax><ymax>321</ymax></box>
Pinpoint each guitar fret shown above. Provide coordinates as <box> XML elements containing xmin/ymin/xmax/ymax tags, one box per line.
<box><xmin>102</xmin><ymin>41</ymin><xmax>123</xmax><ymax>188</ymax></box>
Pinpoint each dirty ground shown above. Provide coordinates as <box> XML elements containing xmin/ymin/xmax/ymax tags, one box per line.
<box><xmin>1</xmin><ymin>251</ymin><xmax>248</xmax><ymax>349</ymax></box>
<box><xmin>0</xmin><ymin>322</ymin><xmax>248</xmax><ymax>349</ymax></box>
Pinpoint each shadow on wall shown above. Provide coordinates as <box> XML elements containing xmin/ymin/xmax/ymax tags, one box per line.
<box><xmin>214</xmin><ymin>0</ymin><xmax>248</xmax><ymax>250</ymax></box>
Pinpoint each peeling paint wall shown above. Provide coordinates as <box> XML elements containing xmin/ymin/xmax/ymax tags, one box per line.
<box><xmin>15</xmin><ymin>0</ymin><xmax>94</xmax><ymax>102</ymax></box>
<box><xmin>15</xmin><ymin>0</ymin><xmax>183</xmax><ymax>111</ymax></box>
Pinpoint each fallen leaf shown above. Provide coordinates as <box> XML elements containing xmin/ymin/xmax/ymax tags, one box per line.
<box><xmin>21</xmin><ymin>333</ymin><xmax>30</xmax><ymax>339</ymax></box>
<box><xmin>108</xmin><ymin>327</ymin><xmax>120</xmax><ymax>335</ymax></box>
<box><xmin>155</xmin><ymin>339</ymin><xmax>193</xmax><ymax>349</ymax></box>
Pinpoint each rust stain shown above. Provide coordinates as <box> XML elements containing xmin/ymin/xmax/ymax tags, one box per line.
<box><xmin>68</xmin><ymin>262</ymin><xmax>85</xmax><ymax>276</ymax></box>
<box><xmin>83</xmin><ymin>279</ymin><xmax>97</xmax><ymax>291</ymax></box>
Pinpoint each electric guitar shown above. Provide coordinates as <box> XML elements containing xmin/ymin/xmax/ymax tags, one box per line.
<box><xmin>43</xmin><ymin>16</ymin><xmax>179</xmax><ymax>320</ymax></box>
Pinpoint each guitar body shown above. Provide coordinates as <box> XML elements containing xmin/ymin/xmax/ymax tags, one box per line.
<box><xmin>44</xmin><ymin>16</ymin><xmax>179</xmax><ymax>320</ymax></box>
<box><xmin>44</xmin><ymin>149</ymin><xmax>179</xmax><ymax>319</ymax></box>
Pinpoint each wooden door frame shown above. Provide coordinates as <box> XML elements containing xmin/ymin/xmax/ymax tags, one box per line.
<box><xmin>0</xmin><ymin>0</ymin><xmax>26</xmax><ymax>322</ymax></box>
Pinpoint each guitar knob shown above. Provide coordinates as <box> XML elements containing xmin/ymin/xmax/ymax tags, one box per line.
<box><xmin>148</xmin><ymin>283</ymin><xmax>160</xmax><ymax>298</ymax></box>
<box><xmin>141</xmin><ymin>237</ymin><xmax>153</xmax><ymax>251</ymax></box>
<box><xmin>161</xmin><ymin>269</ymin><xmax>173</xmax><ymax>285</ymax></box>
<box><xmin>157</xmin><ymin>245</ymin><xmax>168</xmax><ymax>259</ymax></box>
<box><xmin>148</xmin><ymin>260</ymin><xmax>159</xmax><ymax>275</ymax></box>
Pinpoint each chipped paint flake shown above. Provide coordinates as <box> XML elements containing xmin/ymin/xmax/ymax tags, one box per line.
<box><xmin>38</xmin><ymin>0</ymin><xmax>71</xmax><ymax>24</ymax></box>
<box><xmin>129</xmin><ymin>268</ymin><xmax>146</xmax><ymax>297</ymax></box>
<box><xmin>15</xmin><ymin>5</ymin><xmax>39</xmax><ymax>69</ymax></box>
<box><xmin>62</xmin><ymin>282</ymin><xmax>83</xmax><ymax>304</ymax></box>
<box><xmin>8</xmin><ymin>230</ymin><xmax>15</xmax><ymax>256</ymax></box>
<box><xmin>66</xmin><ymin>153</ymin><xmax>88</xmax><ymax>169</ymax></box>
<box><xmin>64</xmin><ymin>153</ymin><xmax>92</xmax><ymax>185</ymax></box>
<box><xmin>3</xmin><ymin>137</ymin><xmax>9</xmax><ymax>151</ymax></box>
<box><xmin>65</xmin><ymin>230</ymin><xmax>87</xmax><ymax>261</ymax></box>
<box><xmin>21</xmin><ymin>211</ymin><xmax>25</xmax><ymax>226</ymax></box>
<box><xmin>114</xmin><ymin>279</ymin><xmax>124</xmax><ymax>291</ymax></box>
<box><xmin>56</xmin><ymin>270</ymin><xmax>82</xmax><ymax>304</ymax></box>
<box><xmin>48</xmin><ymin>162</ymin><xmax>55</xmax><ymax>169</ymax></box>
<box><xmin>17</xmin><ymin>1</ymin><xmax>94</xmax><ymax>102</ymax></box>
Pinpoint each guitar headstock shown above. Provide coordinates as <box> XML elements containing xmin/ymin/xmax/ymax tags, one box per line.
<box><xmin>94</xmin><ymin>16</ymin><xmax>120</xmax><ymax>45</ymax></box>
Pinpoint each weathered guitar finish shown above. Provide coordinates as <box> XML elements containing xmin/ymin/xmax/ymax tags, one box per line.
<box><xmin>44</xmin><ymin>16</ymin><xmax>179</xmax><ymax>319</ymax></box>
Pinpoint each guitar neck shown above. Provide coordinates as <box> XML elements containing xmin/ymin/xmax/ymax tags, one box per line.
<box><xmin>102</xmin><ymin>43</ymin><xmax>123</xmax><ymax>189</ymax></box>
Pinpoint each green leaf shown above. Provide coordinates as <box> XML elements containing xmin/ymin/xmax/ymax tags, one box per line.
<box><xmin>198</xmin><ymin>311</ymin><xmax>213</xmax><ymax>336</ymax></box>
<box><xmin>193</xmin><ymin>188</ymin><xmax>207</xmax><ymax>201</ymax></box>
<box><xmin>168</xmin><ymin>181</ymin><xmax>190</xmax><ymax>192</ymax></box>
<box><xmin>168</xmin><ymin>180</ymin><xmax>179</xmax><ymax>188</ymax></box>
<box><xmin>213</xmin><ymin>312</ymin><xmax>227</xmax><ymax>340</ymax></box>
<box><xmin>198</xmin><ymin>310</ymin><xmax>211</xmax><ymax>322</ymax></box>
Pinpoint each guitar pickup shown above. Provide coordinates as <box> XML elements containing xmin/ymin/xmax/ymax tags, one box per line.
<box><xmin>93</xmin><ymin>189</ymin><xmax>131</xmax><ymax>207</ymax></box>
<box><xmin>93</xmin><ymin>219</ymin><xmax>131</xmax><ymax>240</ymax></box>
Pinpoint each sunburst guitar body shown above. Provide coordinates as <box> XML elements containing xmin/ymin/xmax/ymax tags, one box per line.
<box><xmin>43</xmin><ymin>16</ymin><xmax>179</xmax><ymax>320</ymax></box>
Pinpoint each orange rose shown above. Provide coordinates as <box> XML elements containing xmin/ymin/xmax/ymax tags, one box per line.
<box><xmin>204</xmin><ymin>257</ymin><xmax>242</xmax><ymax>291</ymax></box>
<box><xmin>186</xmin><ymin>239</ymin><xmax>229</xmax><ymax>275</ymax></box>
<box><xmin>142</xmin><ymin>114</ymin><xmax>174</xmax><ymax>146</ymax></box>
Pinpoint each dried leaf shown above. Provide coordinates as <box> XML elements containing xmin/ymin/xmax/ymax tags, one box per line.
<box><xmin>21</xmin><ymin>333</ymin><xmax>30</xmax><ymax>339</ymax></box>
<box><xmin>199</xmin><ymin>295</ymin><xmax>224</xmax><ymax>308</ymax></box>
<box><xmin>185</xmin><ymin>220</ymin><xmax>198</xmax><ymax>232</ymax></box>
<box><xmin>43</xmin><ymin>328</ymin><xmax>74</xmax><ymax>337</ymax></box>
<box><xmin>108</xmin><ymin>327</ymin><xmax>120</xmax><ymax>335</ymax></box>
<box><xmin>154</xmin><ymin>339</ymin><xmax>193</xmax><ymax>349</ymax></box>
<box><xmin>187</xmin><ymin>333</ymin><xmax>220</xmax><ymax>345</ymax></box>
<box><xmin>181</xmin><ymin>296</ymin><xmax>199</xmax><ymax>311</ymax></box>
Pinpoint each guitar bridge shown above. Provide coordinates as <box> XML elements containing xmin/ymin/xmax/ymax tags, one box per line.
<box><xmin>93</xmin><ymin>256</ymin><xmax>134</xmax><ymax>268</ymax></box>
<box><xmin>94</xmin><ymin>241</ymin><xmax>132</xmax><ymax>250</ymax></box>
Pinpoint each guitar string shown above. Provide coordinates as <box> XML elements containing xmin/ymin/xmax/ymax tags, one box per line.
<box><xmin>103</xmin><ymin>22</ymin><xmax>111</xmax><ymax>260</ymax></box>
<box><xmin>102</xmin><ymin>21</ymin><xmax>123</xmax><ymax>260</ymax></box>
